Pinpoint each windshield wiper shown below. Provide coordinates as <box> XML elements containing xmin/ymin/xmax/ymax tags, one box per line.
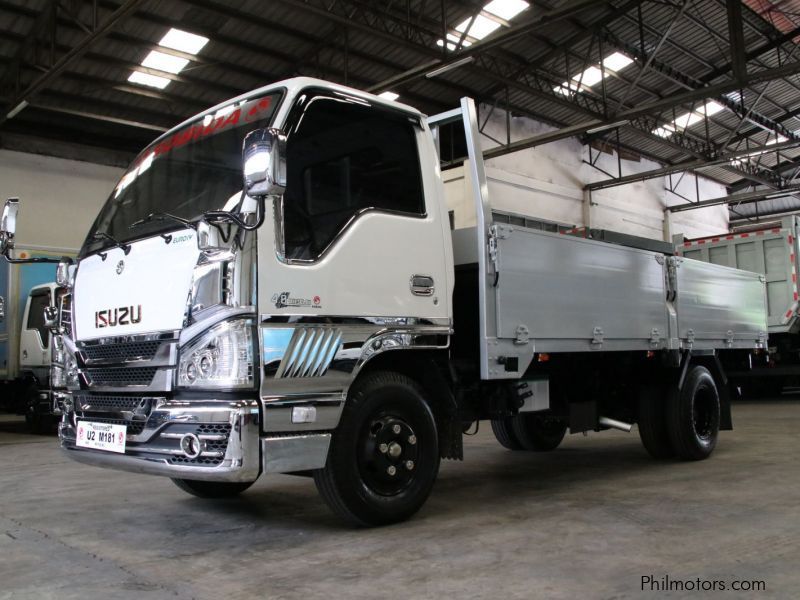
<box><xmin>91</xmin><ymin>231</ymin><xmax>131</xmax><ymax>257</ymax></box>
<box><xmin>130</xmin><ymin>212</ymin><xmax>197</xmax><ymax>231</ymax></box>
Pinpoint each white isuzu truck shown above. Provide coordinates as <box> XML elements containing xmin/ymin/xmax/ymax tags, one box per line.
<box><xmin>0</xmin><ymin>78</ymin><xmax>769</xmax><ymax>526</ymax></box>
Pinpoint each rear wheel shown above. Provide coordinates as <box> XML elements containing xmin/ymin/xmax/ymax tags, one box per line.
<box><xmin>666</xmin><ymin>365</ymin><xmax>720</xmax><ymax>461</ymax></box>
<box><xmin>637</xmin><ymin>384</ymin><xmax>675</xmax><ymax>459</ymax></box>
<box><xmin>171</xmin><ymin>479</ymin><xmax>255</xmax><ymax>498</ymax></box>
<box><xmin>510</xmin><ymin>414</ymin><xmax>567</xmax><ymax>451</ymax></box>
<box><xmin>490</xmin><ymin>418</ymin><xmax>524</xmax><ymax>450</ymax></box>
<box><xmin>313</xmin><ymin>371</ymin><xmax>440</xmax><ymax>527</ymax></box>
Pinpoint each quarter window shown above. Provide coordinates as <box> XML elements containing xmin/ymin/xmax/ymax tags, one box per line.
<box><xmin>282</xmin><ymin>94</ymin><xmax>425</xmax><ymax>260</ymax></box>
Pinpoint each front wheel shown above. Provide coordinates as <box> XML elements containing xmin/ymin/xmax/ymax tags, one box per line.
<box><xmin>23</xmin><ymin>383</ymin><xmax>51</xmax><ymax>434</ymax></box>
<box><xmin>313</xmin><ymin>371</ymin><xmax>440</xmax><ymax>527</ymax></box>
<box><xmin>171</xmin><ymin>479</ymin><xmax>255</xmax><ymax>498</ymax></box>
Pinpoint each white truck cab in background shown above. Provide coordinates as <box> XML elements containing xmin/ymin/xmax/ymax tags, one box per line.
<box><xmin>0</xmin><ymin>78</ymin><xmax>769</xmax><ymax>525</ymax></box>
<box><xmin>0</xmin><ymin>273</ymin><xmax>61</xmax><ymax>432</ymax></box>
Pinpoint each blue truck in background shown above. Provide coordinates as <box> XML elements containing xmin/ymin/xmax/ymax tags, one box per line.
<box><xmin>0</xmin><ymin>248</ymin><xmax>61</xmax><ymax>432</ymax></box>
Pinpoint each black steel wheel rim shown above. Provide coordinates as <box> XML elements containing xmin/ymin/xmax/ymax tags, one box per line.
<box><xmin>357</xmin><ymin>412</ymin><xmax>421</xmax><ymax>497</ymax></box>
<box><xmin>692</xmin><ymin>385</ymin><xmax>716</xmax><ymax>441</ymax></box>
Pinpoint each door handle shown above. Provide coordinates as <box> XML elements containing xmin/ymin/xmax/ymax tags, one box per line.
<box><xmin>410</xmin><ymin>275</ymin><xmax>435</xmax><ymax>297</ymax></box>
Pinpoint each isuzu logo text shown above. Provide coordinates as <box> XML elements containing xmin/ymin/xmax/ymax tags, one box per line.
<box><xmin>95</xmin><ymin>305</ymin><xmax>142</xmax><ymax>328</ymax></box>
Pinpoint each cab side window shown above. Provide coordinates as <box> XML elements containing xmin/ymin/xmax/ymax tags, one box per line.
<box><xmin>282</xmin><ymin>95</ymin><xmax>424</xmax><ymax>260</ymax></box>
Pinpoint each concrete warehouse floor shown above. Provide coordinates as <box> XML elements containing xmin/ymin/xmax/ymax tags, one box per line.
<box><xmin>1</xmin><ymin>398</ymin><xmax>799</xmax><ymax>600</ymax></box>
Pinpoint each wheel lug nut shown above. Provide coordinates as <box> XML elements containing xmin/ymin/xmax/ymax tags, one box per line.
<box><xmin>392</xmin><ymin>424</ymin><xmax>401</xmax><ymax>434</ymax></box>
<box><xmin>387</xmin><ymin>465</ymin><xmax>397</xmax><ymax>476</ymax></box>
<box><xmin>379</xmin><ymin>443</ymin><xmax>388</xmax><ymax>453</ymax></box>
<box><xmin>408</xmin><ymin>435</ymin><xmax>417</xmax><ymax>445</ymax></box>
<box><xmin>405</xmin><ymin>460</ymin><xmax>414</xmax><ymax>470</ymax></box>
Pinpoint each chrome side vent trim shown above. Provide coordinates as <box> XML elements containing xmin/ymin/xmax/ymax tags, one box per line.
<box><xmin>275</xmin><ymin>328</ymin><xmax>342</xmax><ymax>378</ymax></box>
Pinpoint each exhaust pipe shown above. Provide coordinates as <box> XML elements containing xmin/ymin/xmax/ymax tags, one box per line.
<box><xmin>598</xmin><ymin>416</ymin><xmax>632</xmax><ymax>433</ymax></box>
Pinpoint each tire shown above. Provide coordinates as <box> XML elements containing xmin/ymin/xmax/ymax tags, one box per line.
<box><xmin>171</xmin><ymin>479</ymin><xmax>255</xmax><ymax>498</ymax></box>
<box><xmin>666</xmin><ymin>365</ymin><xmax>720</xmax><ymax>461</ymax></box>
<box><xmin>313</xmin><ymin>371</ymin><xmax>440</xmax><ymax>527</ymax></box>
<box><xmin>23</xmin><ymin>383</ymin><xmax>47</xmax><ymax>434</ymax></box>
<box><xmin>510</xmin><ymin>414</ymin><xmax>567</xmax><ymax>451</ymax></box>
<box><xmin>491</xmin><ymin>418</ymin><xmax>524</xmax><ymax>450</ymax></box>
<box><xmin>637</xmin><ymin>384</ymin><xmax>675</xmax><ymax>459</ymax></box>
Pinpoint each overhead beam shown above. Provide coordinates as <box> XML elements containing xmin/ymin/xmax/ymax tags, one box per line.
<box><xmin>1</xmin><ymin>0</ymin><xmax>146</xmax><ymax>125</ymax></box>
<box><xmin>582</xmin><ymin>138</ymin><xmax>800</xmax><ymax>192</ymax></box>
<box><xmin>482</xmin><ymin>58</ymin><xmax>800</xmax><ymax>161</ymax></box>
<box><xmin>363</xmin><ymin>0</ymin><xmax>600</xmax><ymax>91</ymax></box>
<box><xmin>726</xmin><ymin>0</ymin><xmax>748</xmax><ymax>84</ymax></box>
<box><xmin>668</xmin><ymin>184</ymin><xmax>800</xmax><ymax>212</ymax></box>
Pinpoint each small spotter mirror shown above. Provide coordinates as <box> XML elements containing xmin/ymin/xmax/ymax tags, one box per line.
<box><xmin>243</xmin><ymin>128</ymin><xmax>287</xmax><ymax>198</ymax></box>
<box><xmin>0</xmin><ymin>198</ymin><xmax>19</xmax><ymax>256</ymax></box>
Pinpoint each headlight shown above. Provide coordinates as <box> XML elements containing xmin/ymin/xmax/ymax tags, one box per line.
<box><xmin>178</xmin><ymin>319</ymin><xmax>255</xmax><ymax>389</ymax></box>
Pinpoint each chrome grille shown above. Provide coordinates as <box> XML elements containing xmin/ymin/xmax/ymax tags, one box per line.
<box><xmin>275</xmin><ymin>327</ymin><xmax>342</xmax><ymax>378</ymax></box>
<box><xmin>75</xmin><ymin>395</ymin><xmax>147</xmax><ymax>412</ymax></box>
<box><xmin>82</xmin><ymin>340</ymin><xmax>161</xmax><ymax>363</ymax></box>
<box><xmin>85</xmin><ymin>367</ymin><xmax>157</xmax><ymax>387</ymax></box>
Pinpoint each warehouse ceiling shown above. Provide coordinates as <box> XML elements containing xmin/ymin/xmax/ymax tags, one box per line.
<box><xmin>1</xmin><ymin>0</ymin><xmax>800</xmax><ymax>221</ymax></box>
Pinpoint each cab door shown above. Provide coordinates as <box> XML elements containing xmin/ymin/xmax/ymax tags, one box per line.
<box><xmin>257</xmin><ymin>89</ymin><xmax>451</xmax><ymax>321</ymax></box>
<box><xmin>19</xmin><ymin>287</ymin><xmax>52</xmax><ymax>369</ymax></box>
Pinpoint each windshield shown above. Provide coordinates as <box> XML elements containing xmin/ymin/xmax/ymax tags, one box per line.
<box><xmin>80</xmin><ymin>91</ymin><xmax>282</xmax><ymax>258</ymax></box>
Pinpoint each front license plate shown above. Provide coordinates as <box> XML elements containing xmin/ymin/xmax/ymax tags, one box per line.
<box><xmin>76</xmin><ymin>421</ymin><xmax>127</xmax><ymax>453</ymax></box>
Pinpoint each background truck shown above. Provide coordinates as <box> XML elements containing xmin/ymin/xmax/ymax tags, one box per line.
<box><xmin>0</xmin><ymin>78</ymin><xmax>769</xmax><ymax>526</ymax></box>
<box><xmin>676</xmin><ymin>217</ymin><xmax>800</xmax><ymax>396</ymax></box>
<box><xmin>0</xmin><ymin>250</ymin><xmax>61</xmax><ymax>432</ymax></box>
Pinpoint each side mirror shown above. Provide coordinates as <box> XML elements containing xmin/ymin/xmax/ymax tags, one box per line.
<box><xmin>0</xmin><ymin>198</ymin><xmax>19</xmax><ymax>256</ymax></box>
<box><xmin>196</xmin><ymin>220</ymin><xmax>233</xmax><ymax>253</ymax></box>
<box><xmin>56</xmin><ymin>258</ymin><xmax>73</xmax><ymax>288</ymax></box>
<box><xmin>44</xmin><ymin>305</ymin><xmax>59</xmax><ymax>334</ymax></box>
<box><xmin>243</xmin><ymin>128</ymin><xmax>287</xmax><ymax>198</ymax></box>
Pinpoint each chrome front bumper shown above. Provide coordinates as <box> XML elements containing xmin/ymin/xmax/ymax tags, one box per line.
<box><xmin>60</xmin><ymin>397</ymin><xmax>332</xmax><ymax>481</ymax></box>
<box><xmin>60</xmin><ymin>398</ymin><xmax>261</xmax><ymax>482</ymax></box>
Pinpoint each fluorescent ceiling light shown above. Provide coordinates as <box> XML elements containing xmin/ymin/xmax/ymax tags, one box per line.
<box><xmin>654</xmin><ymin>101</ymin><xmax>728</xmax><ymax>137</ymax></box>
<box><xmin>378</xmin><ymin>91</ymin><xmax>399</xmax><ymax>101</ymax></box>
<box><xmin>159</xmin><ymin>28</ymin><xmax>209</xmax><ymax>55</ymax></box>
<box><xmin>141</xmin><ymin>50</ymin><xmax>188</xmax><ymax>74</ymax></box>
<box><xmin>484</xmin><ymin>0</ymin><xmax>529</xmax><ymax>20</ymax></box>
<box><xmin>555</xmin><ymin>52</ymin><xmax>634</xmax><ymax>96</ymax></box>
<box><xmin>128</xmin><ymin>71</ymin><xmax>170</xmax><ymax>89</ymax></box>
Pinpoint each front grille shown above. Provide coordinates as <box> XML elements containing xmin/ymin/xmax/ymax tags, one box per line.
<box><xmin>75</xmin><ymin>395</ymin><xmax>147</xmax><ymax>412</ymax></box>
<box><xmin>82</xmin><ymin>340</ymin><xmax>161</xmax><ymax>363</ymax></box>
<box><xmin>198</xmin><ymin>424</ymin><xmax>232</xmax><ymax>436</ymax></box>
<box><xmin>77</xmin><ymin>417</ymin><xmax>146</xmax><ymax>436</ymax></box>
<box><xmin>85</xmin><ymin>367</ymin><xmax>157</xmax><ymax>387</ymax></box>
